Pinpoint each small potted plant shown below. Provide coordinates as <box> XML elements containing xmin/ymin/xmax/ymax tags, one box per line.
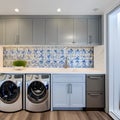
<box><xmin>13</xmin><ymin>60</ymin><xmax>27</xmax><ymax>70</ymax></box>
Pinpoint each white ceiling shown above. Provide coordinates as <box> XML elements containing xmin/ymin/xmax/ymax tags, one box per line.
<box><xmin>0</xmin><ymin>0</ymin><xmax>120</xmax><ymax>15</ymax></box>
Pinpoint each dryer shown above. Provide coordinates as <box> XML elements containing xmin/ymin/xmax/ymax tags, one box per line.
<box><xmin>25</xmin><ymin>74</ymin><xmax>50</xmax><ymax>112</ymax></box>
<box><xmin>0</xmin><ymin>74</ymin><xmax>23</xmax><ymax>112</ymax></box>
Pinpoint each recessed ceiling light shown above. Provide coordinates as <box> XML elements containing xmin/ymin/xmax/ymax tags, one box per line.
<box><xmin>14</xmin><ymin>8</ymin><xmax>19</xmax><ymax>13</ymax></box>
<box><xmin>57</xmin><ymin>8</ymin><xmax>61</xmax><ymax>12</ymax></box>
<box><xmin>93</xmin><ymin>8</ymin><xmax>99</xmax><ymax>12</ymax></box>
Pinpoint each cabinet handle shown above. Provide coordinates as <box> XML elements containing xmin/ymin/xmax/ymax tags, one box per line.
<box><xmin>88</xmin><ymin>76</ymin><xmax>103</xmax><ymax>79</ymax></box>
<box><xmin>69</xmin><ymin>84</ymin><xmax>72</xmax><ymax>94</ymax></box>
<box><xmin>17</xmin><ymin>35</ymin><xmax>19</xmax><ymax>44</ymax></box>
<box><xmin>67</xmin><ymin>84</ymin><xmax>70</xmax><ymax>94</ymax></box>
<box><xmin>88</xmin><ymin>93</ymin><xmax>102</xmax><ymax>96</ymax></box>
<box><xmin>15</xmin><ymin>35</ymin><xmax>19</xmax><ymax>44</ymax></box>
<box><xmin>88</xmin><ymin>35</ymin><xmax>92</xmax><ymax>44</ymax></box>
<box><xmin>15</xmin><ymin>35</ymin><xmax>17</xmax><ymax>45</ymax></box>
<box><xmin>72</xmin><ymin>41</ymin><xmax>76</xmax><ymax>44</ymax></box>
<box><xmin>67</xmin><ymin>84</ymin><xmax>72</xmax><ymax>94</ymax></box>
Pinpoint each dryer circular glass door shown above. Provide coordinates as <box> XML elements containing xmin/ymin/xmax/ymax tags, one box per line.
<box><xmin>27</xmin><ymin>81</ymin><xmax>48</xmax><ymax>103</ymax></box>
<box><xmin>0</xmin><ymin>81</ymin><xmax>20</xmax><ymax>104</ymax></box>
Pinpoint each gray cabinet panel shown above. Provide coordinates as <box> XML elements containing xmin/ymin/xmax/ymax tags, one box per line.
<box><xmin>88</xmin><ymin>18</ymin><xmax>99</xmax><ymax>45</ymax></box>
<box><xmin>5</xmin><ymin>19</ymin><xmax>18</xmax><ymax>45</ymax></box>
<box><xmin>33</xmin><ymin>19</ymin><xmax>45</xmax><ymax>45</ymax></box>
<box><xmin>87</xmin><ymin>92</ymin><xmax>104</xmax><ymax>108</ymax></box>
<box><xmin>74</xmin><ymin>18</ymin><xmax>88</xmax><ymax>45</ymax></box>
<box><xmin>19</xmin><ymin>19</ymin><xmax>33</xmax><ymax>45</ymax></box>
<box><xmin>0</xmin><ymin>20</ymin><xmax>4</xmax><ymax>44</ymax></box>
<box><xmin>86</xmin><ymin>75</ymin><xmax>105</xmax><ymax>92</ymax></box>
<box><xmin>46</xmin><ymin>19</ymin><xmax>58</xmax><ymax>45</ymax></box>
<box><xmin>58</xmin><ymin>19</ymin><xmax>74</xmax><ymax>45</ymax></box>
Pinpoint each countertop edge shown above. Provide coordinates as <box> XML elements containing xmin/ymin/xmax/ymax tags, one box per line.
<box><xmin>0</xmin><ymin>68</ymin><xmax>106</xmax><ymax>74</ymax></box>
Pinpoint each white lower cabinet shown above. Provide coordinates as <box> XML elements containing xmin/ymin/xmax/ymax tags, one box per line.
<box><xmin>52</xmin><ymin>74</ymin><xmax>85</xmax><ymax>110</ymax></box>
<box><xmin>53</xmin><ymin>83</ymin><xmax>70</xmax><ymax>107</ymax></box>
<box><xmin>70</xmin><ymin>83</ymin><xmax>85</xmax><ymax>107</ymax></box>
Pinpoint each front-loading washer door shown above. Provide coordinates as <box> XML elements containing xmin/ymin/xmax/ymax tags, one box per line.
<box><xmin>27</xmin><ymin>81</ymin><xmax>48</xmax><ymax>103</ymax></box>
<box><xmin>0</xmin><ymin>81</ymin><xmax>20</xmax><ymax>104</ymax></box>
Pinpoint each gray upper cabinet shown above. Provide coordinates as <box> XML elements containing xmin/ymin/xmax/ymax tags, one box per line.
<box><xmin>74</xmin><ymin>18</ymin><xmax>88</xmax><ymax>45</ymax></box>
<box><xmin>5</xmin><ymin>19</ymin><xmax>19</xmax><ymax>45</ymax></box>
<box><xmin>58</xmin><ymin>19</ymin><xmax>74</xmax><ymax>45</ymax></box>
<box><xmin>5</xmin><ymin>19</ymin><xmax>33</xmax><ymax>45</ymax></box>
<box><xmin>0</xmin><ymin>20</ymin><xmax>4</xmax><ymax>45</ymax></box>
<box><xmin>46</xmin><ymin>19</ymin><xmax>58</xmax><ymax>45</ymax></box>
<box><xmin>88</xmin><ymin>18</ymin><xmax>99</xmax><ymax>45</ymax></box>
<box><xmin>46</xmin><ymin>18</ymin><xmax>74</xmax><ymax>45</ymax></box>
<box><xmin>74</xmin><ymin>16</ymin><xmax>101</xmax><ymax>45</ymax></box>
<box><xmin>33</xmin><ymin>19</ymin><xmax>45</xmax><ymax>45</ymax></box>
<box><xmin>19</xmin><ymin>19</ymin><xmax>33</xmax><ymax>45</ymax></box>
<box><xmin>0</xmin><ymin>15</ymin><xmax>102</xmax><ymax>45</ymax></box>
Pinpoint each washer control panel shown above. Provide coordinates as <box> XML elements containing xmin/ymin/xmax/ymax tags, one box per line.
<box><xmin>26</xmin><ymin>74</ymin><xmax>50</xmax><ymax>81</ymax></box>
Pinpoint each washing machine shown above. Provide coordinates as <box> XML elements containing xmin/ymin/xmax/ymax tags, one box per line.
<box><xmin>25</xmin><ymin>74</ymin><xmax>50</xmax><ymax>112</ymax></box>
<box><xmin>0</xmin><ymin>74</ymin><xmax>23</xmax><ymax>112</ymax></box>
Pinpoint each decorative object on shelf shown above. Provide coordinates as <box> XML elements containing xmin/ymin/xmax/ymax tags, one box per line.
<box><xmin>13</xmin><ymin>66</ymin><xmax>25</xmax><ymax>70</ymax></box>
<box><xmin>13</xmin><ymin>60</ymin><xmax>27</xmax><ymax>70</ymax></box>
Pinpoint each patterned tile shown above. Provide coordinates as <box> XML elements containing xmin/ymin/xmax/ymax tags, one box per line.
<box><xmin>3</xmin><ymin>46</ymin><xmax>94</xmax><ymax>68</ymax></box>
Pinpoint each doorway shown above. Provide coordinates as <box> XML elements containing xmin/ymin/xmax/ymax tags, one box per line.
<box><xmin>107</xmin><ymin>5</ymin><xmax>120</xmax><ymax>119</ymax></box>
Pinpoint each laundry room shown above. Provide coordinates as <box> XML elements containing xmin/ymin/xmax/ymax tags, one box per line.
<box><xmin>0</xmin><ymin>0</ymin><xmax>120</xmax><ymax>120</ymax></box>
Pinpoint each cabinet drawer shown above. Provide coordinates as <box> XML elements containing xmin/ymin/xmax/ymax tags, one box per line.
<box><xmin>86</xmin><ymin>75</ymin><xmax>105</xmax><ymax>91</ymax></box>
<box><xmin>52</xmin><ymin>74</ymin><xmax>85</xmax><ymax>83</ymax></box>
<box><xmin>86</xmin><ymin>92</ymin><xmax>104</xmax><ymax>108</ymax></box>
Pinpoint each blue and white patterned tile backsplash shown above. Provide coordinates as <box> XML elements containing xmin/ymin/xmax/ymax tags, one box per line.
<box><xmin>3</xmin><ymin>46</ymin><xmax>94</xmax><ymax>68</ymax></box>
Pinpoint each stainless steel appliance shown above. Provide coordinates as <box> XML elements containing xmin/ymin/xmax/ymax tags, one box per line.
<box><xmin>25</xmin><ymin>74</ymin><xmax>50</xmax><ymax>112</ymax></box>
<box><xmin>86</xmin><ymin>74</ymin><xmax>105</xmax><ymax>109</ymax></box>
<box><xmin>0</xmin><ymin>74</ymin><xmax>23</xmax><ymax>112</ymax></box>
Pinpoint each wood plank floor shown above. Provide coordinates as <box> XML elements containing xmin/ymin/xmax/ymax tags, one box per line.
<box><xmin>0</xmin><ymin>111</ymin><xmax>113</xmax><ymax>120</ymax></box>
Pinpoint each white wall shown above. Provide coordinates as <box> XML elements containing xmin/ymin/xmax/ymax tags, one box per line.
<box><xmin>94</xmin><ymin>45</ymin><xmax>105</xmax><ymax>71</ymax></box>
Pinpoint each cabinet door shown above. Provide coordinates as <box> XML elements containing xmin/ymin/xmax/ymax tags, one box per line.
<box><xmin>19</xmin><ymin>19</ymin><xmax>33</xmax><ymax>45</ymax></box>
<box><xmin>33</xmin><ymin>19</ymin><xmax>45</xmax><ymax>45</ymax></box>
<box><xmin>74</xmin><ymin>18</ymin><xmax>88</xmax><ymax>45</ymax></box>
<box><xmin>52</xmin><ymin>83</ymin><xmax>69</xmax><ymax>107</ymax></box>
<box><xmin>46</xmin><ymin>19</ymin><xmax>58</xmax><ymax>45</ymax></box>
<box><xmin>70</xmin><ymin>83</ymin><xmax>85</xmax><ymax>107</ymax></box>
<box><xmin>0</xmin><ymin>20</ymin><xmax>4</xmax><ymax>45</ymax></box>
<box><xmin>88</xmin><ymin>18</ymin><xmax>99</xmax><ymax>45</ymax></box>
<box><xmin>58</xmin><ymin>19</ymin><xmax>74</xmax><ymax>45</ymax></box>
<box><xmin>5</xmin><ymin>19</ymin><xmax>19</xmax><ymax>45</ymax></box>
